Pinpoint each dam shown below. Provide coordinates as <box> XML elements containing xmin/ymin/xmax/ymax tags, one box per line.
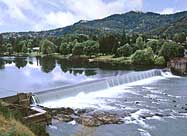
<box><xmin>32</xmin><ymin>69</ymin><xmax>162</xmax><ymax>105</ymax></box>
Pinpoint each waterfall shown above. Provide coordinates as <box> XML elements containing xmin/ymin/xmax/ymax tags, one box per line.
<box><xmin>32</xmin><ymin>69</ymin><xmax>162</xmax><ymax>105</ymax></box>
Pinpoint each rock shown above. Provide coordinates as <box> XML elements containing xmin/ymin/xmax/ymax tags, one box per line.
<box><xmin>135</xmin><ymin>101</ymin><xmax>140</xmax><ymax>104</ymax></box>
<box><xmin>182</xmin><ymin>107</ymin><xmax>187</xmax><ymax>111</ymax></box>
<box><xmin>154</xmin><ymin>113</ymin><xmax>164</xmax><ymax>117</ymax></box>
<box><xmin>76</xmin><ymin>113</ymin><xmax>123</xmax><ymax>127</ymax></box>
<box><xmin>139</xmin><ymin>113</ymin><xmax>154</xmax><ymax>119</ymax></box>
<box><xmin>95</xmin><ymin>113</ymin><xmax>123</xmax><ymax>125</ymax></box>
<box><xmin>54</xmin><ymin>114</ymin><xmax>73</xmax><ymax>122</ymax></box>
<box><xmin>75</xmin><ymin>108</ymin><xmax>94</xmax><ymax>115</ymax></box>
<box><xmin>61</xmin><ymin>107</ymin><xmax>74</xmax><ymax>115</ymax></box>
<box><xmin>76</xmin><ymin>115</ymin><xmax>102</xmax><ymax>127</ymax></box>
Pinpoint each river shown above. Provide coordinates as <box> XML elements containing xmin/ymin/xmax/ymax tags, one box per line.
<box><xmin>0</xmin><ymin>56</ymin><xmax>187</xmax><ymax>136</ymax></box>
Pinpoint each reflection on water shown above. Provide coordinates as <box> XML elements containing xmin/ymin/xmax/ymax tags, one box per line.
<box><xmin>0</xmin><ymin>56</ymin><xmax>130</xmax><ymax>97</ymax></box>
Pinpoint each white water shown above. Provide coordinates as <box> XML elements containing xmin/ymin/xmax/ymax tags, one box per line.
<box><xmin>40</xmin><ymin>70</ymin><xmax>177</xmax><ymax>109</ymax></box>
<box><xmin>32</xmin><ymin>69</ymin><xmax>165</xmax><ymax>105</ymax></box>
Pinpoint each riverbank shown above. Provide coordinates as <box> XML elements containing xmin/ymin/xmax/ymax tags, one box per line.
<box><xmin>0</xmin><ymin>97</ymin><xmax>49</xmax><ymax>136</ymax></box>
<box><xmin>0</xmin><ymin>52</ymin><xmax>166</xmax><ymax>68</ymax></box>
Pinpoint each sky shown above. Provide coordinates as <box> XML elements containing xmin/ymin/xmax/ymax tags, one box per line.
<box><xmin>0</xmin><ymin>0</ymin><xmax>186</xmax><ymax>33</ymax></box>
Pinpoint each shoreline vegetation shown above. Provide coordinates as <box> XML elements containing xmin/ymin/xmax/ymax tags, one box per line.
<box><xmin>0</xmin><ymin>33</ymin><xmax>186</xmax><ymax>68</ymax></box>
<box><xmin>0</xmin><ymin>101</ymin><xmax>48</xmax><ymax>136</ymax></box>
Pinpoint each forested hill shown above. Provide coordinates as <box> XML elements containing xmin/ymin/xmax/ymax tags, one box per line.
<box><xmin>2</xmin><ymin>11</ymin><xmax>187</xmax><ymax>38</ymax></box>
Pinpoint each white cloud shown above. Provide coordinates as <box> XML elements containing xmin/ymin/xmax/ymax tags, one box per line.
<box><xmin>36</xmin><ymin>0</ymin><xmax>143</xmax><ymax>31</ymax></box>
<box><xmin>160</xmin><ymin>8</ymin><xmax>175</xmax><ymax>15</ymax></box>
<box><xmin>45</xmin><ymin>11</ymin><xmax>78</xmax><ymax>28</ymax></box>
<box><xmin>1</xmin><ymin>0</ymin><xmax>34</xmax><ymax>22</ymax></box>
<box><xmin>0</xmin><ymin>0</ymin><xmax>143</xmax><ymax>32</ymax></box>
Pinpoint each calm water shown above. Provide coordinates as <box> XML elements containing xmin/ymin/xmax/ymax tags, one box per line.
<box><xmin>0</xmin><ymin>56</ymin><xmax>130</xmax><ymax>97</ymax></box>
<box><xmin>0</xmin><ymin>57</ymin><xmax>187</xmax><ymax>136</ymax></box>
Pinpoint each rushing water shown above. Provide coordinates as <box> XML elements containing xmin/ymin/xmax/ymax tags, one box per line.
<box><xmin>0</xmin><ymin>57</ymin><xmax>187</xmax><ymax>136</ymax></box>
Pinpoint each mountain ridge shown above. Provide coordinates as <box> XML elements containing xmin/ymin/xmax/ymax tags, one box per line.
<box><xmin>2</xmin><ymin>11</ymin><xmax>187</xmax><ymax>38</ymax></box>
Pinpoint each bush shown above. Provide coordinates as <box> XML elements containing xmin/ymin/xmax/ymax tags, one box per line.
<box><xmin>131</xmin><ymin>47</ymin><xmax>154</xmax><ymax>65</ymax></box>
<box><xmin>83</xmin><ymin>40</ymin><xmax>99</xmax><ymax>57</ymax></box>
<box><xmin>72</xmin><ymin>43</ymin><xmax>84</xmax><ymax>55</ymax></box>
<box><xmin>159</xmin><ymin>42</ymin><xmax>185</xmax><ymax>61</ymax></box>
<box><xmin>59</xmin><ymin>42</ymin><xmax>72</xmax><ymax>55</ymax></box>
<box><xmin>146</xmin><ymin>40</ymin><xmax>162</xmax><ymax>54</ymax></box>
<box><xmin>40</xmin><ymin>39</ymin><xmax>56</xmax><ymax>55</ymax></box>
<box><xmin>154</xmin><ymin>56</ymin><xmax>166</xmax><ymax>66</ymax></box>
<box><xmin>117</xmin><ymin>43</ymin><xmax>133</xmax><ymax>57</ymax></box>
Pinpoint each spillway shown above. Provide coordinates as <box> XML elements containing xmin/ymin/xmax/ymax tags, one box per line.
<box><xmin>32</xmin><ymin>69</ymin><xmax>162</xmax><ymax>105</ymax></box>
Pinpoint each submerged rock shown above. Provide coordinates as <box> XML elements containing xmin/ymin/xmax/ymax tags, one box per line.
<box><xmin>54</xmin><ymin>114</ymin><xmax>73</xmax><ymax>122</ymax></box>
<box><xmin>76</xmin><ymin>113</ymin><xmax>123</xmax><ymax>127</ymax></box>
<box><xmin>76</xmin><ymin>115</ymin><xmax>102</xmax><ymax>127</ymax></box>
<box><xmin>44</xmin><ymin>107</ymin><xmax>75</xmax><ymax>116</ymax></box>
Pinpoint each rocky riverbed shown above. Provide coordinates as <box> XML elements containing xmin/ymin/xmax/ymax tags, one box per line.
<box><xmin>42</xmin><ymin>97</ymin><xmax>187</xmax><ymax>127</ymax></box>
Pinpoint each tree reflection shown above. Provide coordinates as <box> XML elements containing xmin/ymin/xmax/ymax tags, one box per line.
<box><xmin>58</xmin><ymin>59</ymin><xmax>98</xmax><ymax>76</ymax></box>
<box><xmin>57</xmin><ymin>59</ymin><xmax>71</xmax><ymax>73</ymax></box>
<box><xmin>14</xmin><ymin>57</ymin><xmax>27</xmax><ymax>69</ymax></box>
<box><xmin>0</xmin><ymin>58</ymin><xmax>5</xmax><ymax>69</ymax></box>
<box><xmin>85</xmin><ymin>70</ymin><xmax>96</xmax><ymax>76</ymax></box>
<box><xmin>40</xmin><ymin>56</ymin><xmax>56</xmax><ymax>73</ymax></box>
<box><xmin>73</xmin><ymin>70</ymin><xmax>84</xmax><ymax>75</ymax></box>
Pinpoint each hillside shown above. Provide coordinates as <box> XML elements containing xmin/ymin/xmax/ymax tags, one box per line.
<box><xmin>2</xmin><ymin>11</ymin><xmax>187</xmax><ymax>38</ymax></box>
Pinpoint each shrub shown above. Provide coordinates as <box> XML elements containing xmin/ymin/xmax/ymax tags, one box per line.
<box><xmin>159</xmin><ymin>42</ymin><xmax>185</xmax><ymax>61</ymax></box>
<box><xmin>131</xmin><ymin>47</ymin><xmax>154</xmax><ymax>65</ymax></box>
<box><xmin>40</xmin><ymin>39</ymin><xmax>56</xmax><ymax>55</ymax></box>
<box><xmin>117</xmin><ymin>43</ymin><xmax>133</xmax><ymax>57</ymax></box>
<box><xmin>154</xmin><ymin>56</ymin><xmax>166</xmax><ymax>66</ymax></box>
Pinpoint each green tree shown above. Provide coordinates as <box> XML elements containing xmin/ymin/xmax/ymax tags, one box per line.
<box><xmin>60</xmin><ymin>42</ymin><xmax>72</xmax><ymax>55</ymax></box>
<box><xmin>154</xmin><ymin>56</ymin><xmax>166</xmax><ymax>66</ymax></box>
<box><xmin>146</xmin><ymin>40</ymin><xmax>162</xmax><ymax>54</ymax></box>
<box><xmin>72</xmin><ymin>42</ymin><xmax>84</xmax><ymax>56</ymax></box>
<box><xmin>136</xmin><ymin>36</ymin><xmax>145</xmax><ymax>50</ymax></box>
<box><xmin>0</xmin><ymin>44</ymin><xmax>7</xmax><ymax>54</ymax></box>
<box><xmin>159</xmin><ymin>42</ymin><xmax>184</xmax><ymax>61</ymax></box>
<box><xmin>117</xmin><ymin>43</ymin><xmax>133</xmax><ymax>57</ymax></box>
<box><xmin>15</xmin><ymin>40</ymin><xmax>27</xmax><ymax>53</ymax></box>
<box><xmin>173</xmin><ymin>33</ymin><xmax>186</xmax><ymax>43</ymax></box>
<box><xmin>40</xmin><ymin>39</ymin><xmax>56</xmax><ymax>55</ymax></box>
<box><xmin>0</xmin><ymin>34</ymin><xmax>3</xmax><ymax>46</ymax></box>
<box><xmin>83</xmin><ymin>40</ymin><xmax>99</xmax><ymax>57</ymax></box>
<box><xmin>131</xmin><ymin>47</ymin><xmax>155</xmax><ymax>65</ymax></box>
<box><xmin>7</xmin><ymin>43</ymin><xmax>13</xmax><ymax>55</ymax></box>
<box><xmin>99</xmin><ymin>34</ymin><xmax>119</xmax><ymax>54</ymax></box>
<box><xmin>22</xmin><ymin>44</ymin><xmax>27</xmax><ymax>53</ymax></box>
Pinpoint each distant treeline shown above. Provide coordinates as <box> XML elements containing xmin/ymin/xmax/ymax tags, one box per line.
<box><xmin>0</xmin><ymin>32</ymin><xmax>186</xmax><ymax>65</ymax></box>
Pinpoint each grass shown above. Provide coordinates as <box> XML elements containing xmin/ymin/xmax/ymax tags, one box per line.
<box><xmin>0</xmin><ymin>101</ymin><xmax>48</xmax><ymax>136</ymax></box>
<box><xmin>0</xmin><ymin>114</ymin><xmax>35</xmax><ymax>136</ymax></box>
<box><xmin>94</xmin><ymin>55</ymin><xmax>132</xmax><ymax>65</ymax></box>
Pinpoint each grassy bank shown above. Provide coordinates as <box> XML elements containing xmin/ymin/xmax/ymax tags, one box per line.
<box><xmin>0</xmin><ymin>114</ymin><xmax>35</xmax><ymax>136</ymax></box>
<box><xmin>0</xmin><ymin>101</ymin><xmax>48</xmax><ymax>136</ymax></box>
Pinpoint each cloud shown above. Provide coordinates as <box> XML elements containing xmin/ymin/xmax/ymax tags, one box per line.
<box><xmin>0</xmin><ymin>0</ymin><xmax>34</xmax><ymax>22</ymax></box>
<box><xmin>160</xmin><ymin>8</ymin><xmax>175</xmax><ymax>15</ymax></box>
<box><xmin>37</xmin><ymin>0</ymin><xmax>143</xmax><ymax>31</ymax></box>
<box><xmin>0</xmin><ymin>0</ymin><xmax>143</xmax><ymax>32</ymax></box>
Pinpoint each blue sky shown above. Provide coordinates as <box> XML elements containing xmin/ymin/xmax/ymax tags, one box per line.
<box><xmin>0</xmin><ymin>0</ymin><xmax>186</xmax><ymax>32</ymax></box>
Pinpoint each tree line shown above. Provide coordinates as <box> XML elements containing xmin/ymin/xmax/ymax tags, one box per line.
<box><xmin>0</xmin><ymin>32</ymin><xmax>186</xmax><ymax>66</ymax></box>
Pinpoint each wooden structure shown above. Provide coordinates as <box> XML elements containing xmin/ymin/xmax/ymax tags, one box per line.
<box><xmin>0</xmin><ymin>93</ymin><xmax>51</xmax><ymax>125</ymax></box>
<box><xmin>169</xmin><ymin>57</ymin><xmax>187</xmax><ymax>76</ymax></box>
